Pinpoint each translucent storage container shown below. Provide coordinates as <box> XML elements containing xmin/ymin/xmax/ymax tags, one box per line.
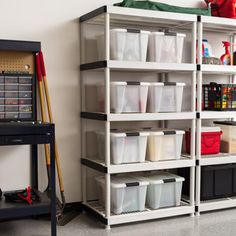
<box><xmin>214</xmin><ymin>121</ymin><xmax>236</xmax><ymax>153</ymax></box>
<box><xmin>96</xmin><ymin>130</ymin><xmax>149</xmax><ymax>165</ymax></box>
<box><xmin>148</xmin><ymin>32</ymin><xmax>186</xmax><ymax>63</ymax></box>
<box><xmin>5</xmin><ymin>84</ymin><xmax>18</xmax><ymax>91</ymax></box>
<box><xmin>96</xmin><ymin>175</ymin><xmax>149</xmax><ymax>214</ymax></box>
<box><xmin>5</xmin><ymin>76</ymin><xmax>18</xmax><ymax>83</ymax></box>
<box><xmin>148</xmin><ymin>82</ymin><xmax>185</xmax><ymax>113</ymax></box>
<box><xmin>140</xmin><ymin>172</ymin><xmax>184</xmax><ymax>209</ymax></box>
<box><xmin>5</xmin><ymin>92</ymin><xmax>18</xmax><ymax>98</ymax></box>
<box><xmin>97</xmin><ymin>29</ymin><xmax>150</xmax><ymax>61</ymax></box>
<box><xmin>97</xmin><ymin>81</ymin><xmax>150</xmax><ymax>113</ymax></box>
<box><xmin>0</xmin><ymin>76</ymin><xmax>4</xmax><ymax>83</ymax></box>
<box><xmin>5</xmin><ymin>106</ymin><xmax>18</xmax><ymax>112</ymax></box>
<box><xmin>19</xmin><ymin>112</ymin><xmax>32</xmax><ymax>119</ymax></box>
<box><xmin>147</xmin><ymin>130</ymin><xmax>185</xmax><ymax>161</ymax></box>
<box><xmin>19</xmin><ymin>85</ymin><xmax>32</xmax><ymax>91</ymax></box>
<box><xmin>5</xmin><ymin>99</ymin><xmax>18</xmax><ymax>105</ymax></box>
<box><xmin>19</xmin><ymin>92</ymin><xmax>32</xmax><ymax>98</ymax></box>
<box><xmin>19</xmin><ymin>105</ymin><xmax>32</xmax><ymax>112</ymax></box>
<box><xmin>5</xmin><ymin>113</ymin><xmax>18</xmax><ymax>119</ymax></box>
<box><xmin>19</xmin><ymin>99</ymin><xmax>32</xmax><ymax>105</ymax></box>
<box><xmin>19</xmin><ymin>76</ymin><xmax>32</xmax><ymax>84</ymax></box>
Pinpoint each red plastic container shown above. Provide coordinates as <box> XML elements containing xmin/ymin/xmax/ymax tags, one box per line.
<box><xmin>185</xmin><ymin>127</ymin><xmax>222</xmax><ymax>155</ymax></box>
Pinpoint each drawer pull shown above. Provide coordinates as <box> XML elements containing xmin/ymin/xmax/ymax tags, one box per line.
<box><xmin>10</xmin><ymin>139</ymin><xmax>23</xmax><ymax>143</ymax></box>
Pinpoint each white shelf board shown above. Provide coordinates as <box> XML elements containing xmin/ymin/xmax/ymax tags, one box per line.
<box><xmin>108</xmin><ymin>112</ymin><xmax>195</xmax><ymax>121</ymax></box>
<box><xmin>199</xmin><ymin>197</ymin><xmax>236</xmax><ymax>213</ymax></box>
<box><xmin>200</xmin><ymin>111</ymin><xmax>236</xmax><ymax>119</ymax></box>
<box><xmin>108</xmin><ymin>61</ymin><xmax>196</xmax><ymax>72</ymax></box>
<box><xmin>109</xmin><ymin>158</ymin><xmax>195</xmax><ymax>174</ymax></box>
<box><xmin>201</xmin><ymin>15</ymin><xmax>236</xmax><ymax>33</ymax></box>
<box><xmin>107</xmin><ymin>6</ymin><xmax>197</xmax><ymax>23</ymax></box>
<box><xmin>201</xmin><ymin>64</ymin><xmax>236</xmax><ymax>75</ymax></box>
<box><xmin>199</xmin><ymin>153</ymin><xmax>236</xmax><ymax>166</ymax></box>
<box><xmin>82</xmin><ymin>157</ymin><xmax>195</xmax><ymax>174</ymax></box>
<box><xmin>84</xmin><ymin>201</ymin><xmax>194</xmax><ymax>226</ymax></box>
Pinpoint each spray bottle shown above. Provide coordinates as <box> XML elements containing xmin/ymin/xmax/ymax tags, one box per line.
<box><xmin>220</xmin><ymin>41</ymin><xmax>231</xmax><ymax>65</ymax></box>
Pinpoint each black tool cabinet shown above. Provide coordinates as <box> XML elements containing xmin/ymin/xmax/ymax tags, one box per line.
<box><xmin>0</xmin><ymin>40</ymin><xmax>57</xmax><ymax>236</ymax></box>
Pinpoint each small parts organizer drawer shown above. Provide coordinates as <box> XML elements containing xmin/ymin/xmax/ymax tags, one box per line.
<box><xmin>0</xmin><ymin>74</ymin><xmax>33</xmax><ymax>120</ymax></box>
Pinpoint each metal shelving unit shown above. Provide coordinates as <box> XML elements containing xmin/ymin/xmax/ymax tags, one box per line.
<box><xmin>195</xmin><ymin>15</ymin><xmax>236</xmax><ymax>215</ymax></box>
<box><xmin>80</xmin><ymin>5</ymin><xmax>197</xmax><ymax>228</ymax></box>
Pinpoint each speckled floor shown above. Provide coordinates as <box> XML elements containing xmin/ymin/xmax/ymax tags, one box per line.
<box><xmin>0</xmin><ymin>209</ymin><xmax>236</xmax><ymax>236</ymax></box>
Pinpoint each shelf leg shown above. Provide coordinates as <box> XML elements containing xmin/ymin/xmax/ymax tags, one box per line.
<box><xmin>50</xmin><ymin>129</ymin><xmax>57</xmax><ymax>236</ymax></box>
<box><xmin>196</xmin><ymin>212</ymin><xmax>200</xmax><ymax>217</ymax></box>
<box><xmin>31</xmin><ymin>145</ymin><xmax>38</xmax><ymax>190</ymax></box>
<box><xmin>190</xmin><ymin>213</ymin><xmax>195</xmax><ymax>218</ymax></box>
<box><xmin>105</xmin><ymin>225</ymin><xmax>111</xmax><ymax>230</ymax></box>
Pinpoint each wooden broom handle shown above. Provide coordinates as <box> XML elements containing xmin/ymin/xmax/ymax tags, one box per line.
<box><xmin>39</xmin><ymin>51</ymin><xmax>65</xmax><ymax>192</ymax></box>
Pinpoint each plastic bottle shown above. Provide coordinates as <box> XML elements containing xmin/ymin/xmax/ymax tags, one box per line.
<box><xmin>220</xmin><ymin>41</ymin><xmax>231</xmax><ymax>65</ymax></box>
<box><xmin>202</xmin><ymin>39</ymin><xmax>213</xmax><ymax>57</ymax></box>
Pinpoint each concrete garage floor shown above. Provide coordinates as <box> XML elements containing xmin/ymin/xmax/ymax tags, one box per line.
<box><xmin>0</xmin><ymin>209</ymin><xmax>236</xmax><ymax>236</ymax></box>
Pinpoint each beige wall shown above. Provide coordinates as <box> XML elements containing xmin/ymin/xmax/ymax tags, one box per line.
<box><xmin>0</xmin><ymin>0</ymin><xmax>202</xmax><ymax>202</ymax></box>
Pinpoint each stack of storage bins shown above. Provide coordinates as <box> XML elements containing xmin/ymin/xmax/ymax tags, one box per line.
<box><xmin>96</xmin><ymin>129</ymin><xmax>185</xmax><ymax>164</ymax></box>
<box><xmin>95</xmin><ymin>28</ymin><xmax>187</xmax><ymax>215</ymax></box>
<box><xmin>96</xmin><ymin>172</ymin><xmax>185</xmax><ymax>214</ymax></box>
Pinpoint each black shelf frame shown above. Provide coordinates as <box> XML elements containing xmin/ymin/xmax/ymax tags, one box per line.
<box><xmin>0</xmin><ymin>122</ymin><xmax>56</xmax><ymax>236</ymax></box>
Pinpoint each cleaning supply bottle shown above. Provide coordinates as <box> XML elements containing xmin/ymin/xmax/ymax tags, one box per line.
<box><xmin>220</xmin><ymin>41</ymin><xmax>231</xmax><ymax>65</ymax></box>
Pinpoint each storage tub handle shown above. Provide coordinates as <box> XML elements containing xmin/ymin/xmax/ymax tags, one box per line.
<box><xmin>126</xmin><ymin>81</ymin><xmax>140</xmax><ymax>86</ymax></box>
<box><xmin>163</xmin><ymin>131</ymin><xmax>176</xmax><ymax>135</ymax></box>
<box><xmin>127</xmin><ymin>29</ymin><xmax>140</xmax><ymax>33</ymax></box>
<box><xmin>163</xmin><ymin>82</ymin><xmax>177</xmax><ymax>86</ymax></box>
<box><xmin>163</xmin><ymin>178</ymin><xmax>176</xmax><ymax>183</ymax></box>
<box><xmin>126</xmin><ymin>132</ymin><xmax>140</xmax><ymax>137</ymax></box>
<box><xmin>126</xmin><ymin>182</ymin><xmax>139</xmax><ymax>187</ymax></box>
<box><xmin>164</xmin><ymin>31</ymin><xmax>177</xmax><ymax>36</ymax></box>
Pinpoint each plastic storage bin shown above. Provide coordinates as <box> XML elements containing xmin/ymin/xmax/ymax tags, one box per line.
<box><xmin>148</xmin><ymin>82</ymin><xmax>185</xmax><ymax>113</ymax></box>
<box><xmin>148</xmin><ymin>32</ymin><xmax>186</xmax><ymax>63</ymax></box>
<box><xmin>96</xmin><ymin>175</ymin><xmax>149</xmax><ymax>214</ymax></box>
<box><xmin>214</xmin><ymin>121</ymin><xmax>236</xmax><ymax>153</ymax></box>
<box><xmin>147</xmin><ymin>130</ymin><xmax>184</xmax><ymax>161</ymax></box>
<box><xmin>185</xmin><ymin>127</ymin><xmax>222</xmax><ymax>155</ymax></box>
<box><xmin>201</xmin><ymin>164</ymin><xmax>236</xmax><ymax>200</ymax></box>
<box><xmin>97</xmin><ymin>28</ymin><xmax>150</xmax><ymax>61</ymax></box>
<box><xmin>140</xmin><ymin>172</ymin><xmax>184</xmax><ymax>209</ymax></box>
<box><xmin>96</xmin><ymin>130</ymin><xmax>149</xmax><ymax>165</ymax></box>
<box><xmin>97</xmin><ymin>81</ymin><xmax>150</xmax><ymax>113</ymax></box>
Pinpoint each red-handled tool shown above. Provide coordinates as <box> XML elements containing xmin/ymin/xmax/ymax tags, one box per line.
<box><xmin>36</xmin><ymin>53</ymin><xmax>51</xmax><ymax>189</ymax></box>
<box><xmin>38</xmin><ymin>51</ymin><xmax>66</xmax><ymax>209</ymax></box>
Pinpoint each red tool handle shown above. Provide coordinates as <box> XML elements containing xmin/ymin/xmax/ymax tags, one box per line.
<box><xmin>17</xmin><ymin>186</ymin><xmax>32</xmax><ymax>205</ymax></box>
<box><xmin>39</xmin><ymin>51</ymin><xmax>46</xmax><ymax>77</ymax></box>
<box><xmin>36</xmin><ymin>53</ymin><xmax>43</xmax><ymax>82</ymax></box>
